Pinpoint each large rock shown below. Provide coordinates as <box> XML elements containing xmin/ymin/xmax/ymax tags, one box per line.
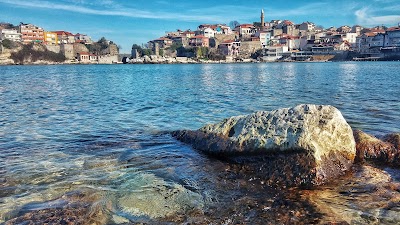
<box><xmin>173</xmin><ymin>104</ymin><xmax>356</xmax><ymax>186</ymax></box>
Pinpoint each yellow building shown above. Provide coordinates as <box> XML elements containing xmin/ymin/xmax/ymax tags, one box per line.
<box><xmin>44</xmin><ymin>32</ymin><xmax>58</xmax><ymax>45</ymax></box>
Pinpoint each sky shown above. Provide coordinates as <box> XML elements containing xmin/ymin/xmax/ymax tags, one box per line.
<box><xmin>0</xmin><ymin>0</ymin><xmax>399</xmax><ymax>53</ymax></box>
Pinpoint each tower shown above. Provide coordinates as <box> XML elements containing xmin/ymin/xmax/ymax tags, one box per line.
<box><xmin>261</xmin><ymin>9</ymin><xmax>265</xmax><ymax>30</ymax></box>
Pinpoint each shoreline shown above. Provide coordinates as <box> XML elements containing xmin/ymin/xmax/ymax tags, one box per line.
<box><xmin>1</xmin><ymin>58</ymin><xmax>400</xmax><ymax>66</ymax></box>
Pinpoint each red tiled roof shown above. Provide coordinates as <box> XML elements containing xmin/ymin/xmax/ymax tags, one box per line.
<box><xmin>238</xmin><ymin>24</ymin><xmax>254</xmax><ymax>28</ymax></box>
<box><xmin>190</xmin><ymin>35</ymin><xmax>208</xmax><ymax>39</ymax></box>
<box><xmin>155</xmin><ymin>37</ymin><xmax>172</xmax><ymax>41</ymax></box>
<box><xmin>387</xmin><ymin>27</ymin><xmax>400</xmax><ymax>31</ymax></box>
<box><xmin>53</xmin><ymin>31</ymin><xmax>74</xmax><ymax>36</ymax></box>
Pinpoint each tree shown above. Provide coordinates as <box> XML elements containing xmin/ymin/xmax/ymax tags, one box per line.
<box><xmin>253</xmin><ymin>22</ymin><xmax>262</xmax><ymax>29</ymax></box>
<box><xmin>1</xmin><ymin>39</ymin><xmax>13</xmax><ymax>49</ymax></box>
<box><xmin>229</xmin><ymin>21</ymin><xmax>240</xmax><ymax>30</ymax></box>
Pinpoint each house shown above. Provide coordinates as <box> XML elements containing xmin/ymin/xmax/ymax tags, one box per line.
<box><xmin>44</xmin><ymin>32</ymin><xmax>58</xmax><ymax>45</ymax></box>
<box><xmin>384</xmin><ymin>27</ymin><xmax>400</xmax><ymax>47</ymax></box>
<box><xmin>299</xmin><ymin>22</ymin><xmax>316</xmax><ymax>32</ymax></box>
<box><xmin>189</xmin><ymin>35</ymin><xmax>209</xmax><ymax>47</ymax></box>
<box><xmin>171</xmin><ymin>36</ymin><xmax>189</xmax><ymax>47</ymax></box>
<box><xmin>0</xmin><ymin>28</ymin><xmax>21</xmax><ymax>42</ymax></box>
<box><xmin>74</xmin><ymin>33</ymin><xmax>92</xmax><ymax>44</ymax></box>
<box><xmin>149</xmin><ymin>37</ymin><xmax>173</xmax><ymax>49</ymax></box>
<box><xmin>234</xmin><ymin>24</ymin><xmax>256</xmax><ymax>39</ymax></box>
<box><xmin>19</xmin><ymin>23</ymin><xmax>44</xmax><ymax>44</ymax></box>
<box><xmin>53</xmin><ymin>31</ymin><xmax>75</xmax><ymax>44</ymax></box>
<box><xmin>77</xmin><ymin>52</ymin><xmax>98</xmax><ymax>63</ymax></box>
<box><xmin>312</xmin><ymin>45</ymin><xmax>334</xmax><ymax>53</ymax></box>
<box><xmin>261</xmin><ymin>45</ymin><xmax>289</xmax><ymax>61</ymax></box>
<box><xmin>216</xmin><ymin>24</ymin><xmax>232</xmax><ymax>35</ymax></box>
<box><xmin>279</xmin><ymin>35</ymin><xmax>301</xmax><ymax>50</ymax></box>
<box><xmin>218</xmin><ymin>40</ymin><xmax>240</xmax><ymax>56</ymax></box>
<box><xmin>356</xmin><ymin>32</ymin><xmax>385</xmax><ymax>55</ymax></box>
<box><xmin>196</xmin><ymin>27</ymin><xmax>215</xmax><ymax>38</ymax></box>
<box><xmin>337</xmin><ymin>25</ymin><xmax>352</xmax><ymax>33</ymax></box>
<box><xmin>181</xmin><ymin>30</ymin><xmax>195</xmax><ymax>38</ymax></box>
<box><xmin>254</xmin><ymin>31</ymin><xmax>271</xmax><ymax>48</ymax></box>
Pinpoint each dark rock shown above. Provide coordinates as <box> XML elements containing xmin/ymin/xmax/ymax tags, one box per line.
<box><xmin>353</xmin><ymin>130</ymin><xmax>398</xmax><ymax>165</ymax></box>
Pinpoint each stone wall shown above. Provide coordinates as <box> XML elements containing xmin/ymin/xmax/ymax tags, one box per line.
<box><xmin>213</xmin><ymin>34</ymin><xmax>237</xmax><ymax>48</ymax></box>
<box><xmin>240</xmin><ymin>41</ymin><xmax>262</xmax><ymax>58</ymax></box>
<box><xmin>98</xmin><ymin>55</ymin><xmax>118</xmax><ymax>64</ymax></box>
<box><xmin>46</xmin><ymin>45</ymin><xmax>60</xmax><ymax>54</ymax></box>
<box><xmin>73</xmin><ymin>43</ymin><xmax>89</xmax><ymax>55</ymax></box>
<box><xmin>61</xmin><ymin>44</ymin><xmax>75</xmax><ymax>60</ymax></box>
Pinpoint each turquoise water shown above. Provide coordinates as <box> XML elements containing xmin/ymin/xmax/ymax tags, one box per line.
<box><xmin>0</xmin><ymin>62</ymin><xmax>399</xmax><ymax>224</ymax></box>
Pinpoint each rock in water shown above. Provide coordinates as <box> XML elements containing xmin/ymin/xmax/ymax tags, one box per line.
<box><xmin>173</xmin><ymin>104</ymin><xmax>356</xmax><ymax>186</ymax></box>
<box><xmin>354</xmin><ymin>130</ymin><xmax>400</xmax><ymax>166</ymax></box>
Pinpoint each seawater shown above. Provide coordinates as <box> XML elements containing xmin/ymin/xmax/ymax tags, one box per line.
<box><xmin>0</xmin><ymin>62</ymin><xmax>399</xmax><ymax>224</ymax></box>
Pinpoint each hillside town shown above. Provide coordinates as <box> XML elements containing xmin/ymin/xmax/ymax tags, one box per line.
<box><xmin>130</xmin><ymin>9</ymin><xmax>400</xmax><ymax>63</ymax></box>
<box><xmin>0</xmin><ymin>22</ymin><xmax>119</xmax><ymax>64</ymax></box>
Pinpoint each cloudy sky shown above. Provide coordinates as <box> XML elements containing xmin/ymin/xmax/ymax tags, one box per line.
<box><xmin>0</xmin><ymin>0</ymin><xmax>399</xmax><ymax>53</ymax></box>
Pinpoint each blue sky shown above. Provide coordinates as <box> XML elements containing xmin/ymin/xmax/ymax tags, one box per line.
<box><xmin>0</xmin><ymin>0</ymin><xmax>399</xmax><ymax>53</ymax></box>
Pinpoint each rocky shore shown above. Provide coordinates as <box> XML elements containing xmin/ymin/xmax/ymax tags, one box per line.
<box><xmin>127</xmin><ymin>55</ymin><xmax>259</xmax><ymax>64</ymax></box>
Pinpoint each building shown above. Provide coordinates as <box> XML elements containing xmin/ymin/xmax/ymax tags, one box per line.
<box><xmin>254</xmin><ymin>31</ymin><xmax>271</xmax><ymax>48</ymax></box>
<box><xmin>149</xmin><ymin>37</ymin><xmax>173</xmax><ymax>49</ymax></box>
<box><xmin>279</xmin><ymin>36</ymin><xmax>301</xmax><ymax>50</ymax></box>
<box><xmin>189</xmin><ymin>35</ymin><xmax>209</xmax><ymax>47</ymax></box>
<box><xmin>74</xmin><ymin>33</ymin><xmax>92</xmax><ymax>44</ymax></box>
<box><xmin>77</xmin><ymin>52</ymin><xmax>98</xmax><ymax>63</ymax></box>
<box><xmin>261</xmin><ymin>46</ymin><xmax>289</xmax><ymax>61</ymax></box>
<box><xmin>19</xmin><ymin>23</ymin><xmax>44</xmax><ymax>44</ymax></box>
<box><xmin>299</xmin><ymin>22</ymin><xmax>316</xmax><ymax>32</ymax></box>
<box><xmin>218</xmin><ymin>40</ymin><xmax>240</xmax><ymax>56</ymax></box>
<box><xmin>196</xmin><ymin>27</ymin><xmax>215</xmax><ymax>38</ymax></box>
<box><xmin>384</xmin><ymin>27</ymin><xmax>400</xmax><ymax>47</ymax></box>
<box><xmin>0</xmin><ymin>28</ymin><xmax>22</xmax><ymax>42</ymax></box>
<box><xmin>171</xmin><ymin>36</ymin><xmax>189</xmax><ymax>47</ymax></box>
<box><xmin>356</xmin><ymin>32</ymin><xmax>385</xmax><ymax>55</ymax></box>
<box><xmin>44</xmin><ymin>32</ymin><xmax>58</xmax><ymax>45</ymax></box>
<box><xmin>53</xmin><ymin>31</ymin><xmax>75</xmax><ymax>44</ymax></box>
<box><xmin>234</xmin><ymin>24</ymin><xmax>256</xmax><ymax>39</ymax></box>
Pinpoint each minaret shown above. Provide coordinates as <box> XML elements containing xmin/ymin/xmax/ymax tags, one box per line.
<box><xmin>261</xmin><ymin>9</ymin><xmax>265</xmax><ymax>30</ymax></box>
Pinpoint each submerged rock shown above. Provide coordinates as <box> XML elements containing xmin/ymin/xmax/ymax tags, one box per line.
<box><xmin>173</xmin><ymin>104</ymin><xmax>356</xmax><ymax>186</ymax></box>
<box><xmin>304</xmin><ymin>165</ymin><xmax>400</xmax><ymax>224</ymax></box>
<box><xmin>353</xmin><ymin>130</ymin><xmax>399</xmax><ymax>165</ymax></box>
<box><xmin>118</xmin><ymin>173</ymin><xmax>204</xmax><ymax>219</ymax></box>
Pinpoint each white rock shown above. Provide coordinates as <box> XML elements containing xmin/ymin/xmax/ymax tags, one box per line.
<box><xmin>174</xmin><ymin>104</ymin><xmax>356</xmax><ymax>185</ymax></box>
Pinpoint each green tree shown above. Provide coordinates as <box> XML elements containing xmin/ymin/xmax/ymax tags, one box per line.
<box><xmin>1</xmin><ymin>39</ymin><xmax>13</xmax><ymax>49</ymax></box>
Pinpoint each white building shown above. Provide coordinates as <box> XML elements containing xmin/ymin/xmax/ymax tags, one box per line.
<box><xmin>0</xmin><ymin>28</ymin><xmax>22</xmax><ymax>42</ymax></box>
<box><xmin>343</xmin><ymin>33</ymin><xmax>358</xmax><ymax>47</ymax></box>
<box><xmin>254</xmin><ymin>31</ymin><xmax>271</xmax><ymax>48</ymax></box>
<box><xmin>385</xmin><ymin>27</ymin><xmax>400</xmax><ymax>47</ymax></box>
<box><xmin>261</xmin><ymin>46</ymin><xmax>289</xmax><ymax>61</ymax></box>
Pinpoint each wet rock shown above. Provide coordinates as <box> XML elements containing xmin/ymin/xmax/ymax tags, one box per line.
<box><xmin>4</xmin><ymin>190</ymin><xmax>110</xmax><ymax>225</ymax></box>
<box><xmin>382</xmin><ymin>133</ymin><xmax>400</xmax><ymax>151</ymax></box>
<box><xmin>304</xmin><ymin>165</ymin><xmax>400</xmax><ymax>224</ymax></box>
<box><xmin>173</xmin><ymin>104</ymin><xmax>356</xmax><ymax>186</ymax></box>
<box><xmin>353</xmin><ymin>130</ymin><xmax>398</xmax><ymax>164</ymax></box>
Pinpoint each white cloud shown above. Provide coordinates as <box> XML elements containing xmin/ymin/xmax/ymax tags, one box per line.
<box><xmin>355</xmin><ymin>7</ymin><xmax>400</xmax><ymax>26</ymax></box>
<box><xmin>0</xmin><ymin>0</ymin><xmax>226</xmax><ymax>23</ymax></box>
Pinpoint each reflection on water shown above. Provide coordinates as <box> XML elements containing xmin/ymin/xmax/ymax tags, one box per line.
<box><xmin>0</xmin><ymin>62</ymin><xmax>399</xmax><ymax>224</ymax></box>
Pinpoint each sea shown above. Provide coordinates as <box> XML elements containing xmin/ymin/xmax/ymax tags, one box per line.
<box><xmin>0</xmin><ymin>62</ymin><xmax>399</xmax><ymax>224</ymax></box>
